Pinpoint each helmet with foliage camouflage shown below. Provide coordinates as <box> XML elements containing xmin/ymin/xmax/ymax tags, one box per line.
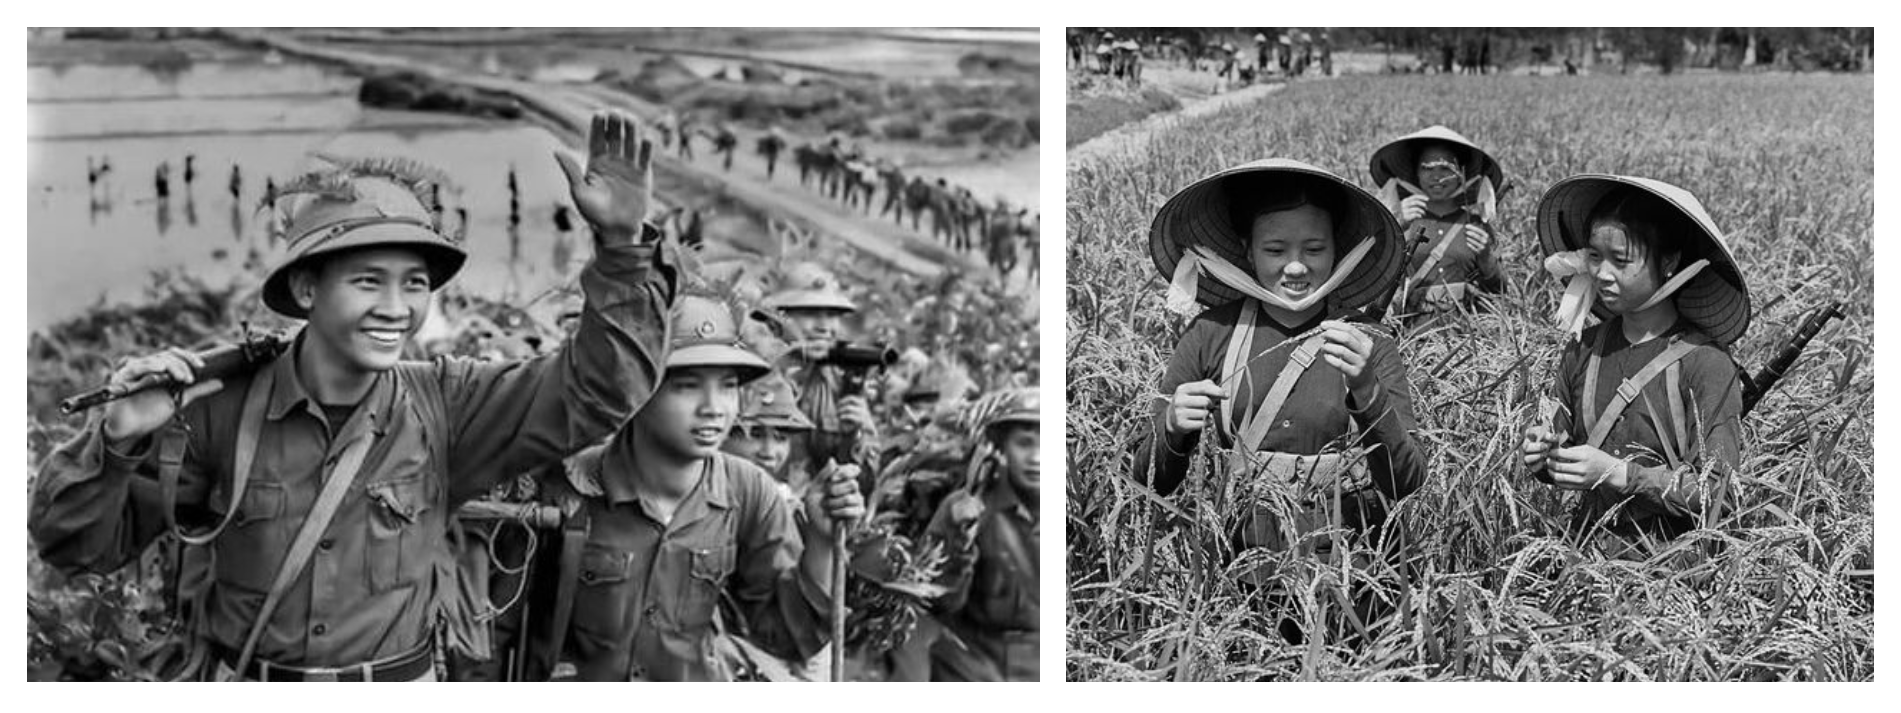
<box><xmin>262</xmin><ymin>156</ymin><xmax>467</xmax><ymax>318</ymax></box>
<box><xmin>902</xmin><ymin>356</ymin><xmax>977</xmax><ymax>405</ymax></box>
<box><xmin>979</xmin><ymin>388</ymin><xmax>1039</xmax><ymax>435</ymax></box>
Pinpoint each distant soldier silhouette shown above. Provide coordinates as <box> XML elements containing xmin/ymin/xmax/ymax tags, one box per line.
<box><xmin>155</xmin><ymin>161</ymin><xmax>172</xmax><ymax>200</ymax></box>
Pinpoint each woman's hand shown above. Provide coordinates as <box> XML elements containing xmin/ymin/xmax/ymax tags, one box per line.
<box><xmin>1463</xmin><ymin>223</ymin><xmax>1492</xmax><ymax>253</ymax></box>
<box><xmin>1544</xmin><ymin>444</ymin><xmax>1630</xmax><ymax>492</ymax></box>
<box><xmin>1164</xmin><ymin>379</ymin><xmax>1228</xmax><ymax>438</ymax></box>
<box><xmin>1320</xmin><ymin>320</ymin><xmax>1377</xmax><ymax>406</ymax></box>
<box><xmin>1521</xmin><ymin>424</ymin><xmax>1562</xmax><ymax>473</ymax></box>
<box><xmin>1397</xmin><ymin>194</ymin><xmax>1428</xmax><ymax>226</ymax></box>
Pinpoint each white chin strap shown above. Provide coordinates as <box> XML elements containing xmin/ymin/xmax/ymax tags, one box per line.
<box><xmin>1543</xmin><ymin>249</ymin><xmax>1709</xmax><ymax>340</ymax></box>
<box><xmin>1165</xmin><ymin>236</ymin><xmax>1376</xmax><ymax>316</ymax></box>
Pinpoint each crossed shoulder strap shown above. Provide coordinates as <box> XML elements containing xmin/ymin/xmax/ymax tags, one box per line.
<box><xmin>1581</xmin><ymin>329</ymin><xmax>1708</xmax><ymax>463</ymax></box>
<box><xmin>1401</xmin><ymin>214</ymin><xmax>1472</xmax><ymax>300</ymax></box>
<box><xmin>1217</xmin><ymin>300</ymin><xmax>1327</xmax><ymax>455</ymax></box>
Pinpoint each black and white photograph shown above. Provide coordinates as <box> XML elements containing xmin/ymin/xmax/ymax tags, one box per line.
<box><xmin>25</xmin><ymin>26</ymin><xmax>1040</xmax><ymax>682</ymax></box>
<box><xmin>1064</xmin><ymin>27</ymin><xmax>1872</xmax><ymax>681</ymax></box>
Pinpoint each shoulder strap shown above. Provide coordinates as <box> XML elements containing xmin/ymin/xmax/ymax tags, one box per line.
<box><xmin>1585</xmin><ymin>336</ymin><xmax>1704</xmax><ymax>451</ymax></box>
<box><xmin>161</xmin><ymin>365</ymin><xmax>273</xmax><ymax>547</ymax></box>
<box><xmin>542</xmin><ymin>502</ymin><xmax>591</xmax><ymax>679</ymax></box>
<box><xmin>1581</xmin><ymin>327</ymin><xmax>1608</xmax><ymax>430</ymax></box>
<box><xmin>1235</xmin><ymin>334</ymin><xmax>1326</xmax><ymax>456</ymax></box>
<box><xmin>1401</xmin><ymin>215</ymin><xmax>1470</xmax><ymax>301</ymax></box>
<box><xmin>228</xmin><ymin>422</ymin><xmax>379</xmax><ymax>678</ymax></box>
<box><xmin>1217</xmin><ymin>300</ymin><xmax>1259</xmax><ymax>434</ymax></box>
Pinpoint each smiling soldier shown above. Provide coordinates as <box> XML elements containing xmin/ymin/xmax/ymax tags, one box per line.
<box><xmin>30</xmin><ymin>110</ymin><xmax>677</xmax><ymax>682</ymax></box>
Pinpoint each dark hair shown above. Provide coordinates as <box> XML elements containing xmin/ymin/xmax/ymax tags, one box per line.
<box><xmin>1584</xmin><ymin>187</ymin><xmax>1693</xmax><ymax>281</ymax></box>
<box><xmin>1224</xmin><ymin>172</ymin><xmax>1348</xmax><ymax>252</ymax></box>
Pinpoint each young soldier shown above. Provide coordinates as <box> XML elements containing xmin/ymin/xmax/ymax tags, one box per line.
<box><xmin>1369</xmin><ymin>125</ymin><xmax>1506</xmax><ymax>318</ymax></box>
<box><xmin>1521</xmin><ymin>175</ymin><xmax>1747</xmax><ymax>555</ymax></box>
<box><xmin>522</xmin><ymin>295</ymin><xmax>865</xmax><ymax>681</ymax></box>
<box><xmin>921</xmin><ymin>387</ymin><xmax>1040</xmax><ymax>681</ymax></box>
<box><xmin>722</xmin><ymin>369</ymin><xmax>814</xmax><ymax>487</ymax></box>
<box><xmin>760</xmin><ymin>263</ymin><xmax>881</xmax><ymax>480</ymax></box>
<box><xmin>29</xmin><ymin>110</ymin><xmax>675</xmax><ymax>681</ymax></box>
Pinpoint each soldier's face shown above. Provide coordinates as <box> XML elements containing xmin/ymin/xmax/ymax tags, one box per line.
<box><xmin>723</xmin><ymin>423</ymin><xmax>794</xmax><ymax>477</ymax></box>
<box><xmin>294</xmin><ymin>248</ymin><xmax>432</xmax><ymax>375</ymax></box>
<box><xmin>1586</xmin><ymin>220</ymin><xmax>1677</xmax><ymax>315</ymax></box>
<box><xmin>638</xmin><ymin>366</ymin><xmax>742</xmax><ymax>461</ymax></box>
<box><xmin>1248</xmin><ymin>205</ymin><xmax>1335</xmax><ymax>302</ymax></box>
<box><xmin>997</xmin><ymin>424</ymin><xmax>1039</xmax><ymax>495</ymax></box>
<box><xmin>785</xmin><ymin>308</ymin><xmax>845</xmax><ymax>341</ymax></box>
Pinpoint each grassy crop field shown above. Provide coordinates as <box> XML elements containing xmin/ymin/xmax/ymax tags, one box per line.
<box><xmin>1064</xmin><ymin>73</ymin><xmax>1872</xmax><ymax>681</ymax></box>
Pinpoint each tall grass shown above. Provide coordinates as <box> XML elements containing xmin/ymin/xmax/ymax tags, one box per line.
<box><xmin>1064</xmin><ymin>73</ymin><xmax>1872</xmax><ymax>681</ymax></box>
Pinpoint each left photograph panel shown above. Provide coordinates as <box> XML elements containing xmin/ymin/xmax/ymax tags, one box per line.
<box><xmin>25</xmin><ymin>27</ymin><xmax>1040</xmax><ymax>682</ymax></box>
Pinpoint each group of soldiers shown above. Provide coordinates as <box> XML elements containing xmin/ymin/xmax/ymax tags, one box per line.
<box><xmin>781</xmin><ymin>135</ymin><xmax>1037</xmax><ymax>281</ymax></box>
<box><xmin>637</xmin><ymin>110</ymin><xmax>1037</xmax><ymax>282</ymax></box>
<box><xmin>31</xmin><ymin>109</ymin><xmax>1039</xmax><ymax>682</ymax></box>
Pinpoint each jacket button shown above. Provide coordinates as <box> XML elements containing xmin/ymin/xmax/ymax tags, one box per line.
<box><xmin>313</xmin><ymin>624</ymin><xmax>328</xmax><ymax>636</ymax></box>
<box><xmin>318</xmin><ymin>539</ymin><xmax>334</xmax><ymax>551</ymax></box>
<box><xmin>582</xmin><ymin>571</ymin><xmax>596</xmax><ymax>583</ymax></box>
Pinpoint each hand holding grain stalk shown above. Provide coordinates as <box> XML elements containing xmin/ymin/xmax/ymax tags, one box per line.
<box><xmin>1164</xmin><ymin>379</ymin><xmax>1229</xmax><ymax>438</ymax></box>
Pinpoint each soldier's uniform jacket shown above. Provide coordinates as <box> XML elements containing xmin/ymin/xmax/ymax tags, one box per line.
<box><xmin>1548</xmin><ymin>318</ymin><xmax>1743</xmax><ymax>544</ymax></box>
<box><xmin>923</xmin><ymin>481</ymin><xmax>1038</xmax><ymax>682</ymax></box>
<box><xmin>540</xmin><ymin>447</ymin><xmax>831</xmax><ymax>681</ymax></box>
<box><xmin>1399</xmin><ymin>206</ymin><xmax>1504</xmax><ymax>314</ymax></box>
<box><xmin>29</xmin><ymin>236</ymin><xmax>677</xmax><ymax>669</ymax></box>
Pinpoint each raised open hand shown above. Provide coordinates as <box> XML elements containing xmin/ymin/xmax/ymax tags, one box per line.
<box><xmin>554</xmin><ymin>110</ymin><xmax>655</xmax><ymax>245</ymax></box>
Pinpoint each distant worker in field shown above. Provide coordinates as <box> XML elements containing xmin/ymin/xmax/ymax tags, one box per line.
<box><xmin>1521</xmin><ymin>176</ymin><xmax>1747</xmax><ymax>557</ymax></box>
<box><xmin>184</xmin><ymin>154</ymin><xmax>197</xmax><ymax>189</ymax></box>
<box><xmin>757</xmin><ymin>125</ymin><xmax>787</xmax><ymax>180</ymax></box>
<box><xmin>228</xmin><ymin>164</ymin><xmax>241</xmax><ymax>204</ymax></box>
<box><xmin>921</xmin><ymin>387</ymin><xmax>1041</xmax><ymax>681</ymax></box>
<box><xmin>713</xmin><ymin>123</ymin><xmax>739</xmax><ymax>172</ymax></box>
<box><xmin>1135</xmin><ymin>160</ymin><xmax>1426</xmax><ymax>643</ymax></box>
<box><xmin>1116</xmin><ymin>38</ymin><xmax>1143</xmax><ymax>84</ymax></box>
<box><xmin>155</xmin><ymin>161</ymin><xmax>172</xmax><ymax>200</ymax></box>
<box><xmin>1368</xmin><ymin>125</ymin><xmax>1506</xmax><ymax>319</ymax></box>
<box><xmin>1095</xmin><ymin>32</ymin><xmax>1115</xmax><ymax>75</ymax></box>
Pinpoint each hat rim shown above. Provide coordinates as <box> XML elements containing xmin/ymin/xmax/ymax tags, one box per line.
<box><xmin>738</xmin><ymin>413</ymin><xmax>816</xmax><ymax>432</ymax></box>
<box><xmin>261</xmin><ymin>221</ymin><xmax>467</xmax><ymax>318</ymax></box>
<box><xmin>1147</xmin><ymin>158</ymin><xmax>1405</xmax><ymax>312</ymax></box>
<box><xmin>1368</xmin><ymin>126</ymin><xmax>1504</xmax><ymax>189</ymax></box>
<box><xmin>763</xmin><ymin>289</ymin><xmax>858</xmax><ymax>314</ymax></box>
<box><xmin>668</xmin><ymin>344</ymin><xmax>773</xmax><ymax>383</ymax></box>
<box><xmin>1535</xmin><ymin>174</ymin><xmax>1752</xmax><ymax>347</ymax></box>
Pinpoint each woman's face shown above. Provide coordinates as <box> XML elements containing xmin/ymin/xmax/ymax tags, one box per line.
<box><xmin>1414</xmin><ymin>145</ymin><xmax>1466</xmax><ymax>201</ymax></box>
<box><xmin>1586</xmin><ymin>220</ymin><xmax>1677</xmax><ymax>314</ymax></box>
<box><xmin>1248</xmin><ymin>204</ymin><xmax>1336</xmax><ymax>302</ymax></box>
<box><xmin>723</xmin><ymin>423</ymin><xmax>794</xmax><ymax>478</ymax></box>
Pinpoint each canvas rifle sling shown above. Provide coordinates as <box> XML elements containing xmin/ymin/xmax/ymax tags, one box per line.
<box><xmin>161</xmin><ymin>364</ymin><xmax>272</xmax><ymax>547</ymax></box>
<box><xmin>1399</xmin><ymin>215</ymin><xmax>1470</xmax><ymax>308</ymax></box>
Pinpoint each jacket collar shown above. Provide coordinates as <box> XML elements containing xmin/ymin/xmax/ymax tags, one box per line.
<box><xmin>263</xmin><ymin>330</ymin><xmax>396</xmax><ymax>434</ymax></box>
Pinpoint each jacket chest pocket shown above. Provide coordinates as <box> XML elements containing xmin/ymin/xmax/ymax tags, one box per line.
<box><xmin>571</xmin><ymin>546</ymin><xmax>633</xmax><ymax>650</ymax></box>
<box><xmin>364</xmin><ymin>473</ymin><xmax>436</xmax><ymax>593</ymax></box>
<box><xmin>211</xmin><ymin>480</ymin><xmax>288</xmax><ymax>594</ymax></box>
<box><xmin>668</xmin><ymin>542</ymin><xmax>735</xmax><ymax>630</ymax></box>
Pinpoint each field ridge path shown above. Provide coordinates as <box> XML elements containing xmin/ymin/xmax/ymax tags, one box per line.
<box><xmin>1068</xmin><ymin>82</ymin><xmax>1285</xmax><ymax>171</ymax></box>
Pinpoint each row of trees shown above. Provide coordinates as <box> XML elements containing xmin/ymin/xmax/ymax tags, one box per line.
<box><xmin>1099</xmin><ymin>28</ymin><xmax>1873</xmax><ymax>74</ymax></box>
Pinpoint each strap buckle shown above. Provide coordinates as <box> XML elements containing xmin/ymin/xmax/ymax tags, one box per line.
<box><xmin>1615</xmin><ymin>378</ymin><xmax>1643</xmax><ymax>404</ymax></box>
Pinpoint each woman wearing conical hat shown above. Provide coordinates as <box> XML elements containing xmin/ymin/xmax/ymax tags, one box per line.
<box><xmin>1369</xmin><ymin>125</ymin><xmax>1507</xmax><ymax>319</ymax></box>
<box><xmin>1134</xmin><ymin>159</ymin><xmax>1427</xmax><ymax>576</ymax></box>
<box><xmin>1521</xmin><ymin>176</ymin><xmax>1748</xmax><ymax>552</ymax></box>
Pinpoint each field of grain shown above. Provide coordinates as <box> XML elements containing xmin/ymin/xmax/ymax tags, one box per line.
<box><xmin>1064</xmin><ymin>73</ymin><xmax>1872</xmax><ymax>681</ymax></box>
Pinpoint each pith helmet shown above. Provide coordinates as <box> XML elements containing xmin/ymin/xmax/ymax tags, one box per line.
<box><xmin>262</xmin><ymin>164</ymin><xmax>466</xmax><ymax>318</ymax></box>
<box><xmin>738</xmin><ymin>371</ymin><xmax>814</xmax><ymax>431</ymax></box>
<box><xmin>763</xmin><ymin>261</ymin><xmax>857</xmax><ymax>314</ymax></box>
<box><xmin>669</xmin><ymin>295</ymin><xmax>772</xmax><ymax>383</ymax></box>
<box><xmin>978</xmin><ymin>388</ymin><xmax>1039</xmax><ymax>435</ymax></box>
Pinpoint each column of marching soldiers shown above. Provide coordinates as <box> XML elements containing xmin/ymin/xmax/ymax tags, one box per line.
<box><xmin>650</xmin><ymin>113</ymin><xmax>1039</xmax><ymax>283</ymax></box>
<box><xmin>31</xmin><ymin>110</ymin><xmax>1038</xmax><ymax>682</ymax></box>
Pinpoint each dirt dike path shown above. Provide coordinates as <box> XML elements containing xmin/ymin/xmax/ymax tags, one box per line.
<box><xmin>1067</xmin><ymin>81</ymin><xmax>1285</xmax><ymax>171</ymax></box>
<box><xmin>217</xmin><ymin>29</ymin><xmax>961</xmax><ymax>278</ymax></box>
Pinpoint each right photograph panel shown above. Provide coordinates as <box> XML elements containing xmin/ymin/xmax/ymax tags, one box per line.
<box><xmin>1063</xmin><ymin>27</ymin><xmax>1873</xmax><ymax>681</ymax></box>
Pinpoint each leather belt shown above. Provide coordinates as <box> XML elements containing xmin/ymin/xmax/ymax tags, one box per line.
<box><xmin>215</xmin><ymin>642</ymin><xmax>435</xmax><ymax>682</ymax></box>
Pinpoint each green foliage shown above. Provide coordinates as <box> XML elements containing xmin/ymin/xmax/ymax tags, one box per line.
<box><xmin>1065</xmin><ymin>73</ymin><xmax>1872</xmax><ymax>681</ymax></box>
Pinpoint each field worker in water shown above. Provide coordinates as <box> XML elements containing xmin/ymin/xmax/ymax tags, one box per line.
<box><xmin>1134</xmin><ymin>160</ymin><xmax>1426</xmax><ymax>613</ymax></box>
<box><xmin>521</xmin><ymin>294</ymin><xmax>865</xmax><ymax>681</ymax></box>
<box><xmin>29</xmin><ymin>110</ymin><xmax>678</xmax><ymax>681</ymax></box>
<box><xmin>1369</xmin><ymin>125</ymin><xmax>1507</xmax><ymax>319</ymax></box>
<box><xmin>1522</xmin><ymin>176</ymin><xmax>1748</xmax><ymax>556</ymax></box>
